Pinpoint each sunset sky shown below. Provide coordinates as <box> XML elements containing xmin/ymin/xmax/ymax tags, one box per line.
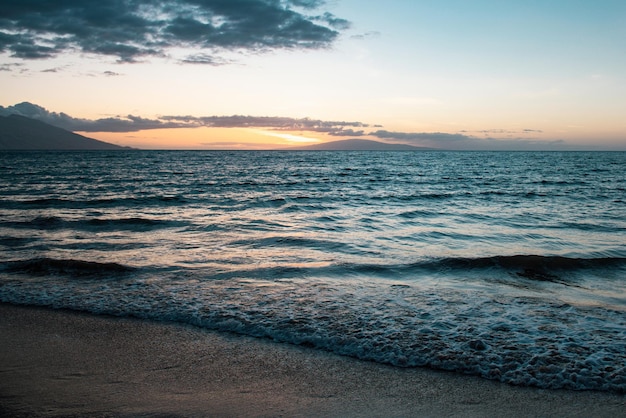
<box><xmin>1</xmin><ymin>0</ymin><xmax>625</xmax><ymax>150</ymax></box>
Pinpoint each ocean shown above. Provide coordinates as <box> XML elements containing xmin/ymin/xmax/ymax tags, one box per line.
<box><xmin>1</xmin><ymin>150</ymin><xmax>625</xmax><ymax>392</ymax></box>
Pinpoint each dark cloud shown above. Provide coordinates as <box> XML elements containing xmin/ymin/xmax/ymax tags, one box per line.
<box><xmin>0</xmin><ymin>102</ymin><xmax>368</xmax><ymax>134</ymax></box>
<box><xmin>0</xmin><ymin>102</ymin><xmax>183</xmax><ymax>131</ymax></box>
<box><xmin>289</xmin><ymin>0</ymin><xmax>327</xmax><ymax>9</ymax></box>
<box><xmin>0</xmin><ymin>62</ymin><xmax>22</xmax><ymax>71</ymax></box>
<box><xmin>328</xmin><ymin>128</ymin><xmax>366</xmax><ymax>137</ymax></box>
<box><xmin>179</xmin><ymin>53</ymin><xmax>230</xmax><ymax>66</ymax></box>
<box><xmin>0</xmin><ymin>0</ymin><xmax>349</xmax><ymax>63</ymax></box>
<box><xmin>161</xmin><ymin>115</ymin><xmax>369</xmax><ymax>134</ymax></box>
<box><xmin>316</xmin><ymin>12</ymin><xmax>351</xmax><ymax>30</ymax></box>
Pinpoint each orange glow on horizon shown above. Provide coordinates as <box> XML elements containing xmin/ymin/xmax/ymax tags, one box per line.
<box><xmin>78</xmin><ymin>125</ymin><xmax>626</xmax><ymax>151</ymax></box>
<box><xmin>80</xmin><ymin>127</ymin><xmax>325</xmax><ymax>150</ymax></box>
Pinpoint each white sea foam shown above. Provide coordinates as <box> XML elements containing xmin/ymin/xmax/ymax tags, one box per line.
<box><xmin>1</xmin><ymin>268</ymin><xmax>625</xmax><ymax>391</ymax></box>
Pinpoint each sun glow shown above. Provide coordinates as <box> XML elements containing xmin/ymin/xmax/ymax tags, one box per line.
<box><xmin>80</xmin><ymin>127</ymin><xmax>326</xmax><ymax>149</ymax></box>
<box><xmin>251</xmin><ymin>129</ymin><xmax>322</xmax><ymax>144</ymax></box>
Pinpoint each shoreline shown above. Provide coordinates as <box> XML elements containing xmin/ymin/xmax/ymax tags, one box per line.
<box><xmin>1</xmin><ymin>303</ymin><xmax>624</xmax><ymax>417</ymax></box>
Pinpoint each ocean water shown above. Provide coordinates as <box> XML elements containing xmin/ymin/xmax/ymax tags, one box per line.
<box><xmin>1</xmin><ymin>150</ymin><xmax>625</xmax><ymax>391</ymax></box>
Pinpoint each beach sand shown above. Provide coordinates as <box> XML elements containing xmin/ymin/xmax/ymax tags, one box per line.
<box><xmin>1</xmin><ymin>303</ymin><xmax>623</xmax><ymax>417</ymax></box>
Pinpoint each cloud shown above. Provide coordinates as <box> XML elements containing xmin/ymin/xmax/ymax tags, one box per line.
<box><xmin>0</xmin><ymin>102</ymin><xmax>182</xmax><ymax>131</ymax></box>
<box><xmin>316</xmin><ymin>12</ymin><xmax>351</xmax><ymax>30</ymax></box>
<box><xmin>179</xmin><ymin>53</ymin><xmax>231</xmax><ymax>66</ymax></box>
<box><xmin>288</xmin><ymin>0</ymin><xmax>327</xmax><ymax>9</ymax></box>
<box><xmin>155</xmin><ymin>114</ymin><xmax>369</xmax><ymax>133</ymax></box>
<box><xmin>160</xmin><ymin>115</ymin><xmax>370</xmax><ymax>135</ymax></box>
<box><xmin>328</xmin><ymin>129</ymin><xmax>366</xmax><ymax>137</ymax></box>
<box><xmin>350</xmin><ymin>31</ymin><xmax>381</xmax><ymax>40</ymax></box>
<box><xmin>462</xmin><ymin>128</ymin><xmax>544</xmax><ymax>136</ymax></box>
<box><xmin>0</xmin><ymin>102</ymin><xmax>368</xmax><ymax>134</ymax></box>
<box><xmin>0</xmin><ymin>62</ymin><xmax>22</xmax><ymax>71</ymax></box>
<box><xmin>0</xmin><ymin>0</ymin><xmax>349</xmax><ymax>63</ymax></box>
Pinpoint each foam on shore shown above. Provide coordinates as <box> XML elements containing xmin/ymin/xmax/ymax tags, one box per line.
<box><xmin>1</xmin><ymin>303</ymin><xmax>624</xmax><ymax>417</ymax></box>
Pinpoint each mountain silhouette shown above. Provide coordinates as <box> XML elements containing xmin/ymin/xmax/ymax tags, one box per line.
<box><xmin>281</xmin><ymin>138</ymin><xmax>430</xmax><ymax>151</ymax></box>
<box><xmin>0</xmin><ymin>114</ymin><xmax>126</xmax><ymax>150</ymax></box>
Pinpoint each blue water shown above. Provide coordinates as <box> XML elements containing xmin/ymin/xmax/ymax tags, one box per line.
<box><xmin>1</xmin><ymin>150</ymin><xmax>625</xmax><ymax>391</ymax></box>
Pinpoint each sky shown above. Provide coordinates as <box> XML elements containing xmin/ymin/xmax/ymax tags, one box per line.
<box><xmin>1</xmin><ymin>0</ymin><xmax>625</xmax><ymax>150</ymax></box>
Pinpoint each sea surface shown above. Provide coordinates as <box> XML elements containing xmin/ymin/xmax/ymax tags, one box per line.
<box><xmin>1</xmin><ymin>150</ymin><xmax>625</xmax><ymax>391</ymax></box>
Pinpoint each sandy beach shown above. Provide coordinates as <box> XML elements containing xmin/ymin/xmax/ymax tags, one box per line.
<box><xmin>0</xmin><ymin>303</ymin><xmax>623</xmax><ymax>417</ymax></box>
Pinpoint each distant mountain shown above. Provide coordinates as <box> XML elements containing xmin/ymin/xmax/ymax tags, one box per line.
<box><xmin>282</xmin><ymin>138</ymin><xmax>430</xmax><ymax>151</ymax></box>
<box><xmin>0</xmin><ymin>114</ymin><xmax>126</xmax><ymax>150</ymax></box>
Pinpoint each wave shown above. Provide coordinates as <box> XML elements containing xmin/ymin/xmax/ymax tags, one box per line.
<box><xmin>85</xmin><ymin>217</ymin><xmax>186</xmax><ymax>231</ymax></box>
<box><xmin>1</xmin><ymin>216</ymin><xmax>186</xmax><ymax>232</ymax></box>
<box><xmin>2</xmin><ymin>258</ymin><xmax>136</xmax><ymax>277</ymax></box>
<box><xmin>0</xmin><ymin>236</ymin><xmax>36</xmax><ymax>248</ymax></box>
<box><xmin>429</xmin><ymin>254</ymin><xmax>626</xmax><ymax>276</ymax></box>
<box><xmin>229</xmin><ymin>235</ymin><xmax>359</xmax><ymax>254</ymax></box>
<box><xmin>1</xmin><ymin>260</ymin><xmax>625</xmax><ymax>392</ymax></box>
<box><xmin>184</xmin><ymin>254</ymin><xmax>626</xmax><ymax>285</ymax></box>
<box><xmin>327</xmin><ymin>254</ymin><xmax>626</xmax><ymax>278</ymax></box>
<box><xmin>0</xmin><ymin>195</ymin><xmax>188</xmax><ymax>209</ymax></box>
<box><xmin>3</xmin><ymin>250</ymin><xmax>622</xmax><ymax>285</ymax></box>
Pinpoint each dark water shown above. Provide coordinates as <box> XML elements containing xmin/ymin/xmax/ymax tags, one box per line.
<box><xmin>1</xmin><ymin>150</ymin><xmax>625</xmax><ymax>391</ymax></box>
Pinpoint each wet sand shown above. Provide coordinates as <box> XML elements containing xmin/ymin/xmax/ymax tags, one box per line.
<box><xmin>1</xmin><ymin>303</ymin><xmax>624</xmax><ymax>417</ymax></box>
